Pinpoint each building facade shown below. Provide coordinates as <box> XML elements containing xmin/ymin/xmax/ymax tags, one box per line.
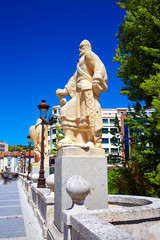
<box><xmin>48</xmin><ymin>106</ymin><xmax>155</xmax><ymax>166</ymax></box>
<box><xmin>0</xmin><ymin>141</ymin><xmax>8</xmax><ymax>152</ymax></box>
<box><xmin>0</xmin><ymin>151</ymin><xmax>34</xmax><ymax>173</ymax></box>
<box><xmin>47</xmin><ymin>106</ymin><xmax>132</xmax><ymax>161</ymax></box>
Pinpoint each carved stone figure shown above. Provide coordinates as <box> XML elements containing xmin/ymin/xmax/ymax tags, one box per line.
<box><xmin>56</xmin><ymin>40</ymin><xmax>108</xmax><ymax>148</ymax></box>
<box><xmin>29</xmin><ymin>118</ymin><xmax>49</xmax><ymax>161</ymax></box>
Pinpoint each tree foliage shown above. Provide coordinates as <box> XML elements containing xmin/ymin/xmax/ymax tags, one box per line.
<box><xmin>51</xmin><ymin>125</ymin><xmax>64</xmax><ymax>157</ymax></box>
<box><xmin>108</xmin><ymin>162</ymin><xmax>152</xmax><ymax>196</ymax></box>
<box><xmin>111</xmin><ymin>0</ymin><xmax>160</xmax><ymax>197</ymax></box>
<box><xmin>8</xmin><ymin>145</ymin><xmax>23</xmax><ymax>152</ymax></box>
<box><xmin>108</xmin><ymin>107</ymin><xmax>153</xmax><ymax>196</ymax></box>
<box><xmin>114</xmin><ymin>0</ymin><xmax>160</xmax><ymax>111</ymax></box>
<box><xmin>108</xmin><ymin>114</ymin><xmax>124</xmax><ymax>165</ymax></box>
<box><xmin>8</xmin><ymin>145</ymin><xmax>34</xmax><ymax>152</ymax></box>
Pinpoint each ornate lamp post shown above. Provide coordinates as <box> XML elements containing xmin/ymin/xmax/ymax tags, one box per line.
<box><xmin>27</xmin><ymin>135</ymin><xmax>32</xmax><ymax>180</ymax></box>
<box><xmin>20</xmin><ymin>156</ymin><xmax>23</xmax><ymax>173</ymax></box>
<box><xmin>22</xmin><ymin>152</ymin><xmax>25</xmax><ymax>173</ymax></box>
<box><xmin>37</xmin><ymin>100</ymin><xmax>49</xmax><ymax>188</ymax></box>
<box><xmin>22</xmin><ymin>147</ymin><xmax>27</xmax><ymax>175</ymax></box>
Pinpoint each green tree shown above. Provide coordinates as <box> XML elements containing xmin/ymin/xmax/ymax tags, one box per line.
<box><xmin>8</xmin><ymin>145</ymin><xmax>33</xmax><ymax>152</ymax></box>
<box><xmin>108</xmin><ymin>106</ymin><xmax>153</xmax><ymax>196</ymax></box>
<box><xmin>125</xmin><ymin>104</ymin><xmax>159</xmax><ymax>171</ymax></box>
<box><xmin>112</xmin><ymin>0</ymin><xmax>160</xmax><ymax>197</ymax></box>
<box><xmin>108</xmin><ymin>114</ymin><xmax>124</xmax><ymax>165</ymax></box>
<box><xmin>147</xmin><ymin>163</ymin><xmax>160</xmax><ymax>197</ymax></box>
<box><xmin>8</xmin><ymin>145</ymin><xmax>23</xmax><ymax>152</ymax></box>
<box><xmin>114</xmin><ymin>0</ymin><xmax>160</xmax><ymax>109</ymax></box>
<box><xmin>8</xmin><ymin>145</ymin><xmax>15</xmax><ymax>152</ymax></box>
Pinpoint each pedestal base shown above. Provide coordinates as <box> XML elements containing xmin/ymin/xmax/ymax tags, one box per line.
<box><xmin>54</xmin><ymin>146</ymin><xmax>108</xmax><ymax>233</ymax></box>
<box><xmin>47</xmin><ymin>224</ymin><xmax>63</xmax><ymax>240</ymax></box>
<box><xmin>32</xmin><ymin>162</ymin><xmax>49</xmax><ymax>179</ymax></box>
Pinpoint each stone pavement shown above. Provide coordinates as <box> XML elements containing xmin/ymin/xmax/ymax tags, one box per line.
<box><xmin>0</xmin><ymin>179</ymin><xmax>44</xmax><ymax>240</ymax></box>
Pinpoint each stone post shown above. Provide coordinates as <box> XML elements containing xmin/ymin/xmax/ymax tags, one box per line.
<box><xmin>62</xmin><ymin>175</ymin><xmax>90</xmax><ymax>240</ymax></box>
<box><xmin>55</xmin><ymin>147</ymin><xmax>108</xmax><ymax>232</ymax></box>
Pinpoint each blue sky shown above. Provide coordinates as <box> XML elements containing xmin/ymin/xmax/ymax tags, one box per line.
<box><xmin>0</xmin><ymin>0</ymin><xmax>129</xmax><ymax>146</ymax></box>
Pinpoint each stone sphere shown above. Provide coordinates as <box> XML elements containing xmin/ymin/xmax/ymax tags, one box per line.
<box><xmin>31</xmin><ymin>173</ymin><xmax>39</xmax><ymax>183</ymax></box>
<box><xmin>66</xmin><ymin>175</ymin><xmax>90</xmax><ymax>204</ymax></box>
<box><xmin>46</xmin><ymin>174</ymin><xmax>54</xmax><ymax>191</ymax></box>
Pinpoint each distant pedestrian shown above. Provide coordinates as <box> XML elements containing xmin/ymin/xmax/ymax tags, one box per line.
<box><xmin>13</xmin><ymin>173</ymin><xmax>18</xmax><ymax>181</ymax></box>
<box><xmin>2</xmin><ymin>172</ymin><xmax>8</xmax><ymax>184</ymax></box>
<box><xmin>8</xmin><ymin>174</ymin><xmax>12</xmax><ymax>181</ymax></box>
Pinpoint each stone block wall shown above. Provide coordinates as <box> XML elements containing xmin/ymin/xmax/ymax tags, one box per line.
<box><xmin>69</xmin><ymin>213</ymin><xmax>138</xmax><ymax>240</ymax></box>
<box><xmin>19</xmin><ymin>175</ymin><xmax>54</xmax><ymax>239</ymax></box>
<box><xmin>19</xmin><ymin>175</ymin><xmax>160</xmax><ymax>240</ymax></box>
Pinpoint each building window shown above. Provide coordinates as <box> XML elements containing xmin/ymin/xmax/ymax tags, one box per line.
<box><xmin>52</xmin><ymin>139</ymin><xmax>56</xmax><ymax>144</ymax></box>
<box><xmin>50</xmin><ymin>159</ymin><xmax>55</xmax><ymax>164</ymax></box>
<box><xmin>104</xmin><ymin>148</ymin><xmax>109</xmax><ymax>153</ymax></box>
<box><xmin>103</xmin><ymin>119</ymin><xmax>108</xmax><ymax>123</ymax></box>
<box><xmin>48</xmin><ymin>131</ymin><xmax>50</xmax><ymax>136</ymax></box>
<box><xmin>110</xmin><ymin>128</ymin><xmax>117</xmax><ymax>134</ymax></box>
<box><xmin>111</xmin><ymin>137</ymin><xmax>118</xmax><ymax>144</ymax></box>
<box><xmin>111</xmin><ymin>148</ymin><xmax>118</xmax><ymax>153</ymax></box>
<box><xmin>110</xmin><ymin>119</ymin><xmax>115</xmax><ymax>124</ymax></box>
<box><xmin>102</xmin><ymin>138</ymin><xmax>109</xmax><ymax>144</ymax></box>
<box><xmin>102</xmin><ymin>128</ymin><xmax>108</xmax><ymax>134</ymax></box>
<box><xmin>52</xmin><ymin>129</ymin><xmax>56</xmax><ymax>134</ymax></box>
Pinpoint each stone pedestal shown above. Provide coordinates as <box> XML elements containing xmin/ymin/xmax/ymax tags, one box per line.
<box><xmin>32</xmin><ymin>159</ymin><xmax>49</xmax><ymax>179</ymax></box>
<box><xmin>54</xmin><ymin>146</ymin><xmax>108</xmax><ymax>233</ymax></box>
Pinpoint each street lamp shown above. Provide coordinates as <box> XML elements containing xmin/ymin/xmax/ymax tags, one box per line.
<box><xmin>22</xmin><ymin>151</ymin><xmax>25</xmax><ymax>176</ymax></box>
<box><xmin>27</xmin><ymin>135</ymin><xmax>32</xmax><ymax>180</ymax></box>
<box><xmin>22</xmin><ymin>147</ymin><xmax>27</xmax><ymax>175</ymax></box>
<box><xmin>20</xmin><ymin>156</ymin><xmax>23</xmax><ymax>173</ymax></box>
<box><xmin>37</xmin><ymin>100</ymin><xmax>49</xmax><ymax>188</ymax></box>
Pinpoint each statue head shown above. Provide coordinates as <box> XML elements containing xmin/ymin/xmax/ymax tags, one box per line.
<box><xmin>79</xmin><ymin>40</ymin><xmax>92</xmax><ymax>57</ymax></box>
<box><xmin>36</xmin><ymin>118</ymin><xmax>42</xmax><ymax>126</ymax></box>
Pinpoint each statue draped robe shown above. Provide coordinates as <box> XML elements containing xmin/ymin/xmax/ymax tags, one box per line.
<box><xmin>60</xmin><ymin>51</ymin><xmax>108</xmax><ymax>143</ymax></box>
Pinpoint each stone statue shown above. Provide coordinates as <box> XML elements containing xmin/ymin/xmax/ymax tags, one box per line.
<box><xmin>56</xmin><ymin>40</ymin><xmax>108</xmax><ymax>148</ymax></box>
<box><xmin>29</xmin><ymin>118</ymin><xmax>49</xmax><ymax>161</ymax></box>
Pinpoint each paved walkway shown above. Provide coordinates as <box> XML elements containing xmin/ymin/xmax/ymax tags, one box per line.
<box><xmin>0</xmin><ymin>179</ymin><xmax>44</xmax><ymax>240</ymax></box>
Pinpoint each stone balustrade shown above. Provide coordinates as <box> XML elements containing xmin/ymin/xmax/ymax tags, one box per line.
<box><xmin>62</xmin><ymin>175</ymin><xmax>138</xmax><ymax>240</ymax></box>
<box><xmin>30</xmin><ymin>182</ymin><xmax>38</xmax><ymax>216</ymax></box>
<box><xmin>36</xmin><ymin>187</ymin><xmax>54</xmax><ymax>238</ymax></box>
<box><xmin>62</xmin><ymin>187</ymin><xmax>160</xmax><ymax>240</ymax></box>
<box><xmin>19</xmin><ymin>173</ymin><xmax>54</xmax><ymax>239</ymax></box>
<box><xmin>66</xmin><ymin>213</ymin><xmax>138</xmax><ymax>240</ymax></box>
<box><xmin>19</xmin><ymin>173</ymin><xmax>160</xmax><ymax>240</ymax></box>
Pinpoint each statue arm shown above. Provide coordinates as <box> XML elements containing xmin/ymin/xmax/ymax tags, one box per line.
<box><xmin>64</xmin><ymin>70</ymin><xmax>77</xmax><ymax>98</ymax></box>
<box><xmin>85</xmin><ymin>52</ymin><xmax>108</xmax><ymax>95</ymax></box>
<box><xmin>56</xmin><ymin>71</ymin><xmax>77</xmax><ymax>99</ymax></box>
